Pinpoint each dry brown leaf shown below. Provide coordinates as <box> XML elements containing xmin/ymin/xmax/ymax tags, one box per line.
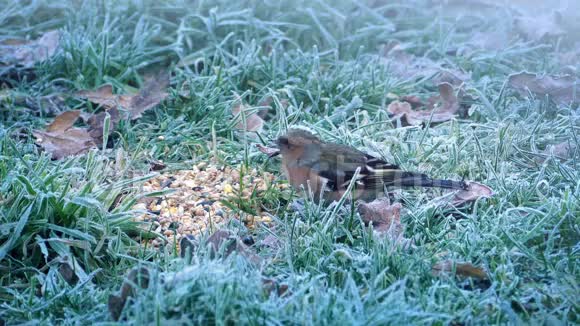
<box><xmin>108</xmin><ymin>267</ymin><xmax>150</xmax><ymax>321</ymax></box>
<box><xmin>515</xmin><ymin>12</ymin><xmax>566</xmax><ymax>41</ymax></box>
<box><xmin>381</xmin><ymin>42</ymin><xmax>469</xmax><ymax>86</ymax></box>
<box><xmin>76</xmin><ymin>85</ymin><xmax>132</xmax><ymax>111</ymax></box>
<box><xmin>452</xmin><ymin>182</ymin><xmax>493</xmax><ymax>205</ymax></box>
<box><xmin>231</xmin><ymin>97</ymin><xmax>266</xmax><ymax>132</ymax></box>
<box><xmin>77</xmin><ymin>73</ymin><xmax>169</xmax><ymax>121</ymax></box>
<box><xmin>463</xmin><ymin>30</ymin><xmax>513</xmax><ymax>54</ymax></box>
<box><xmin>261</xmin><ymin>235</ymin><xmax>281</xmax><ymax>249</ymax></box>
<box><xmin>33</xmin><ymin>111</ymin><xmax>96</xmax><ymax>160</ymax></box>
<box><xmin>256</xmin><ymin>144</ymin><xmax>280</xmax><ymax>157</ymax></box>
<box><xmin>58</xmin><ymin>262</ymin><xmax>78</xmax><ymax>286</ymax></box>
<box><xmin>538</xmin><ymin>141</ymin><xmax>577</xmax><ymax>163</ymax></box>
<box><xmin>432</xmin><ymin>260</ymin><xmax>488</xmax><ymax>280</ymax></box>
<box><xmin>387</xmin><ymin>83</ymin><xmax>467</xmax><ymax>126</ymax></box>
<box><xmin>257</xmin><ymin>95</ymin><xmax>289</xmax><ymax>118</ymax></box>
<box><xmin>1</xmin><ymin>30</ymin><xmax>60</xmax><ymax>67</ymax></box>
<box><xmin>205</xmin><ymin>230</ymin><xmax>261</xmax><ymax>265</ymax></box>
<box><xmin>262</xmin><ymin>278</ymin><xmax>289</xmax><ymax>297</ymax></box>
<box><xmin>508</xmin><ymin>72</ymin><xmax>579</xmax><ymax>106</ymax></box>
<box><xmin>129</xmin><ymin>73</ymin><xmax>170</xmax><ymax>120</ymax></box>
<box><xmin>87</xmin><ymin>108</ymin><xmax>121</xmax><ymax>144</ymax></box>
<box><xmin>45</xmin><ymin>110</ymin><xmax>81</xmax><ymax>132</ymax></box>
<box><xmin>149</xmin><ymin>159</ymin><xmax>167</xmax><ymax>172</ymax></box>
<box><xmin>357</xmin><ymin>198</ymin><xmax>404</xmax><ymax>241</ymax></box>
<box><xmin>179</xmin><ymin>235</ymin><xmax>197</xmax><ymax>259</ymax></box>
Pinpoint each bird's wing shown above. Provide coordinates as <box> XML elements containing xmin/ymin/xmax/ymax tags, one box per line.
<box><xmin>312</xmin><ymin>144</ymin><xmax>400</xmax><ymax>191</ymax></box>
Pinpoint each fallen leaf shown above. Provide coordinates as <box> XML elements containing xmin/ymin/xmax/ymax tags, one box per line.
<box><xmin>387</xmin><ymin>83</ymin><xmax>468</xmax><ymax>126</ymax></box>
<box><xmin>508</xmin><ymin>72</ymin><xmax>579</xmax><ymax>106</ymax></box>
<box><xmin>537</xmin><ymin>141</ymin><xmax>577</xmax><ymax>163</ymax></box>
<box><xmin>149</xmin><ymin>159</ymin><xmax>167</xmax><ymax>172</ymax></box>
<box><xmin>357</xmin><ymin>198</ymin><xmax>404</xmax><ymax>241</ymax></box>
<box><xmin>0</xmin><ymin>30</ymin><xmax>60</xmax><ymax>67</ymax></box>
<box><xmin>205</xmin><ymin>229</ymin><xmax>261</xmax><ymax>265</ymax></box>
<box><xmin>231</xmin><ymin>96</ymin><xmax>266</xmax><ymax>132</ymax></box>
<box><xmin>179</xmin><ymin>234</ymin><xmax>197</xmax><ymax>259</ymax></box>
<box><xmin>256</xmin><ymin>144</ymin><xmax>280</xmax><ymax>157</ymax></box>
<box><xmin>515</xmin><ymin>11</ymin><xmax>566</xmax><ymax>41</ymax></box>
<box><xmin>77</xmin><ymin>85</ymin><xmax>132</xmax><ymax>111</ymax></box>
<box><xmin>381</xmin><ymin>42</ymin><xmax>469</xmax><ymax>86</ymax></box>
<box><xmin>58</xmin><ymin>262</ymin><xmax>79</xmax><ymax>286</ymax></box>
<box><xmin>257</xmin><ymin>95</ymin><xmax>289</xmax><ymax>118</ymax></box>
<box><xmin>129</xmin><ymin>73</ymin><xmax>170</xmax><ymax>120</ymax></box>
<box><xmin>107</xmin><ymin>295</ymin><xmax>125</xmax><ymax>322</ymax></box>
<box><xmin>432</xmin><ymin>260</ymin><xmax>488</xmax><ymax>280</ymax></box>
<box><xmin>45</xmin><ymin>110</ymin><xmax>81</xmax><ymax>132</ymax></box>
<box><xmin>108</xmin><ymin>267</ymin><xmax>150</xmax><ymax>321</ymax></box>
<box><xmin>461</xmin><ymin>30</ymin><xmax>514</xmax><ymax>55</ymax></box>
<box><xmin>77</xmin><ymin>73</ymin><xmax>169</xmax><ymax>121</ymax></box>
<box><xmin>452</xmin><ymin>182</ymin><xmax>493</xmax><ymax>205</ymax></box>
<box><xmin>33</xmin><ymin>111</ymin><xmax>96</xmax><ymax>160</ymax></box>
<box><xmin>262</xmin><ymin>278</ymin><xmax>289</xmax><ymax>297</ymax></box>
<box><xmin>260</xmin><ymin>235</ymin><xmax>281</xmax><ymax>249</ymax></box>
<box><xmin>86</xmin><ymin>107</ymin><xmax>121</xmax><ymax>144</ymax></box>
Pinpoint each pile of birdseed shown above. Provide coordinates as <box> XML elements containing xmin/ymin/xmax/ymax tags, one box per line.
<box><xmin>133</xmin><ymin>162</ymin><xmax>280</xmax><ymax>248</ymax></box>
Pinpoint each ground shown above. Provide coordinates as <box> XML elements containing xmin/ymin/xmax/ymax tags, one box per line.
<box><xmin>0</xmin><ymin>0</ymin><xmax>578</xmax><ymax>324</ymax></box>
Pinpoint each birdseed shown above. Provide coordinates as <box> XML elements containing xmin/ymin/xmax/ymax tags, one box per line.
<box><xmin>133</xmin><ymin>162</ymin><xmax>279</xmax><ymax>249</ymax></box>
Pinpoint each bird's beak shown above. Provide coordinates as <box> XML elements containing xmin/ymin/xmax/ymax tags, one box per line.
<box><xmin>268</xmin><ymin>142</ymin><xmax>281</xmax><ymax>158</ymax></box>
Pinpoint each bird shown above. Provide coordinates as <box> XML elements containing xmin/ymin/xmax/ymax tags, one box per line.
<box><xmin>271</xmin><ymin>127</ymin><xmax>467</xmax><ymax>202</ymax></box>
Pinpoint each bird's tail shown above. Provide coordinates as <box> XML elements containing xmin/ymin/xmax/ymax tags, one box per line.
<box><xmin>375</xmin><ymin>170</ymin><xmax>467</xmax><ymax>190</ymax></box>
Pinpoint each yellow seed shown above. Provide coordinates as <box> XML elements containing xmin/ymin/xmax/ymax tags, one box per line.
<box><xmin>168</xmin><ymin>207</ymin><xmax>178</xmax><ymax>215</ymax></box>
<box><xmin>223</xmin><ymin>183</ymin><xmax>233</xmax><ymax>194</ymax></box>
<box><xmin>261</xmin><ymin>216</ymin><xmax>272</xmax><ymax>223</ymax></box>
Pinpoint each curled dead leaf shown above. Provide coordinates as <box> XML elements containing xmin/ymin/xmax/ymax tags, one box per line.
<box><xmin>381</xmin><ymin>42</ymin><xmax>469</xmax><ymax>86</ymax></box>
<box><xmin>33</xmin><ymin>128</ymin><xmax>95</xmax><ymax>160</ymax></box>
<box><xmin>231</xmin><ymin>96</ymin><xmax>266</xmax><ymax>132</ymax></box>
<box><xmin>0</xmin><ymin>30</ymin><xmax>60</xmax><ymax>67</ymax></box>
<box><xmin>205</xmin><ymin>229</ymin><xmax>261</xmax><ymax>265</ymax></box>
<box><xmin>179</xmin><ymin>234</ymin><xmax>197</xmax><ymax>259</ymax></box>
<box><xmin>108</xmin><ymin>267</ymin><xmax>150</xmax><ymax>321</ymax></box>
<box><xmin>357</xmin><ymin>198</ymin><xmax>404</xmax><ymax>241</ymax></box>
<box><xmin>387</xmin><ymin>83</ymin><xmax>468</xmax><ymax>126</ymax></box>
<box><xmin>508</xmin><ymin>72</ymin><xmax>579</xmax><ymax>106</ymax></box>
<box><xmin>46</xmin><ymin>110</ymin><xmax>81</xmax><ymax>132</ymax></box>
<box><xmin>256</xmin><ymin>144</ymin><xmax>280</xmax><ymax>157</ymax></box>
<box><xmin>515</xmin><ymin>12</ymin><xmax>566</xmax><ymax>41</ymax></box>
<box><xmin>77</xmin><ymin>72</ymin><xmax>169</xmax><ymax>121</ymax></box>
<box><xmin>129</xmin><ymin>73</ymin><xmax>170</xmax><ymax>120</ymax></box>
<box><xmin>537</xmin><ymin>141</ymin><xmax>577</xmax><ymax>163</ymax></box>
<box><xmin>258</xmin><ymin>95</ymin><xmax>289</xmax><ymax>118</ymax></box>
<box><xmin>452</xmin><ymin>182</ymin><xmax>493</xmax><ymax>206</ymax></box>
<box><xmin>87</xmin><ymin>108</ymin><xmax>121</xmax><ymax>144</ymax></box>
<box><xmin>261</xmin><ymin>235</ymin><xmax>281</xmax><ymax>249</ymax></box>
<box><xmin>77</xmin><ymin>85</ymin><xmax>132</xmax><ymax>112</ymax></box>
<box><xmin>149</xmin><ymin>159</ymin><xmax>167</xmax><ymax>172</ymax></box>
<box><xmin>432</xmin><ymin>260</ymin><xmax>488</xmax><ymax>280</ymax></box>
<box><xmin>262</xmin><ymin>278</ymin><xmax>289</xmax><ymax>297</ymax></box>
<box><xmin>33</xmin><ymin>111</ymin><xmax>96</xmax><ymax>160</ymax></box>
<box><xmin>58</xmin><ymin>262</ymin><xmax>79</xmax><ymax>286</ymax></box>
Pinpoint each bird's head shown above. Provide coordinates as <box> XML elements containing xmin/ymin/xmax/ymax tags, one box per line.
<box><xmin>276</xmin><ymin>127</ymin><xmax>321</xmax><ymax>153</ymax></box>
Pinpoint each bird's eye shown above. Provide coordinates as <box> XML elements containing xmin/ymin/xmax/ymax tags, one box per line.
<box><xmin>277</xmin><ymin>136</ymin><xmax>289</xmax><ymax>146</ymax></box>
